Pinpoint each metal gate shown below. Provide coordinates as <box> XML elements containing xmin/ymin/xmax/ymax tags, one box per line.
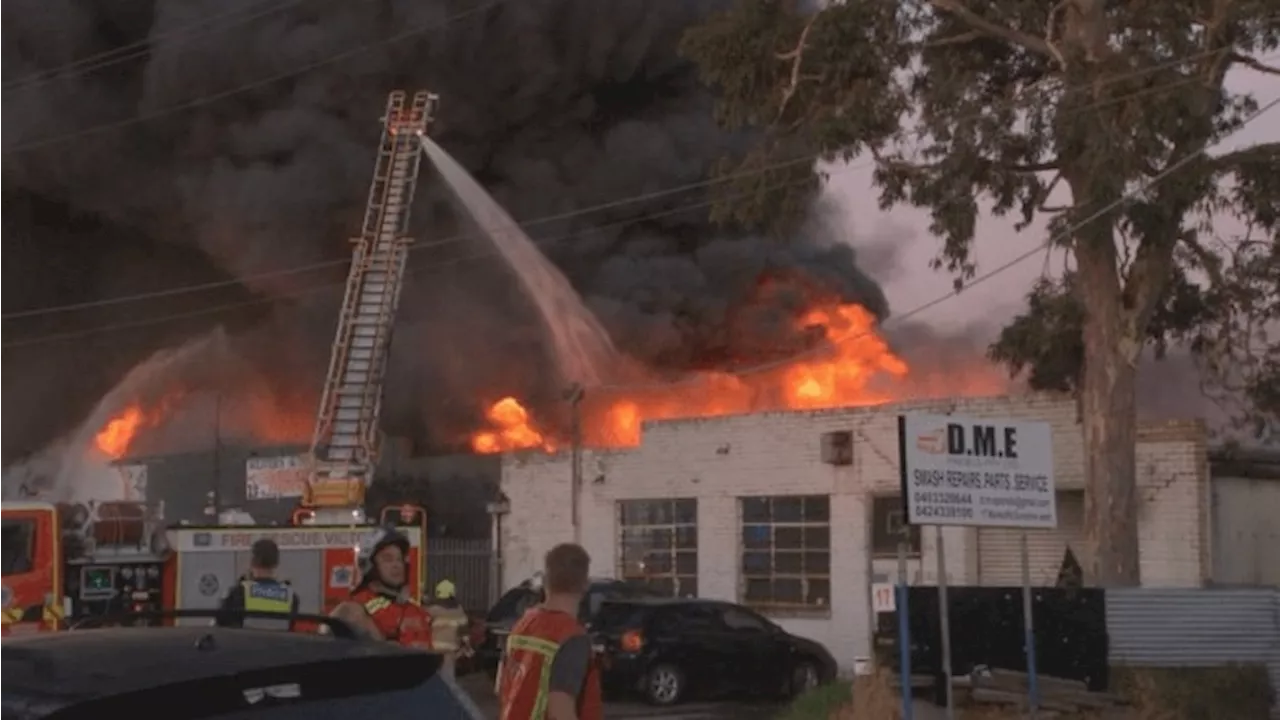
<box><xmin>425</xmin><ymin>538</ymin><xmax>493</xmax><ymax>614</ymax></box>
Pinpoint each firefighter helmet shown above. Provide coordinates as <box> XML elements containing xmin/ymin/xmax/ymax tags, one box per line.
<box><xmin>357</xmin><ymin>527</ymin><xmax>410</xmax><ymax>580</ymax></box>
<box><xmin>435</xmin><ymin>579</ymin><xmax>457</xmax><ymax>600</ymax></box>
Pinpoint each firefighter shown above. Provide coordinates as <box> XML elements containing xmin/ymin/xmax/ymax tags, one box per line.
<box><xmin>329</xmin><ymin>527</ymin><xmax>433</xmax><ymax>649</ymax></box>
<box><xmin>426</xmin><ymin>578</ymin><xmax>471</xmax><ymax>678</ymax></box>
<box><xmin>497</xmin><ymin>543</ymin><xmax>603</xmax><ymax>720</ymax></box>
<box><xmin>216</xmin><ymin>538</ymin><xmax>299</xmax><ymax>630</ymax></box>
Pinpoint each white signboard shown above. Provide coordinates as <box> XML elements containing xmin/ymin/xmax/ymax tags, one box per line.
<box><xmin>898</xmin><ymin>413</ymin><xmax>1056</xmax><ymax>529</ymax></box>
<box><xmin>245</xmin><ymin>455</ymin><xmax>309</xmax><ymax>500</ymax></box>
<box><xmin>115</xmin><ymin>463</ymin><xmax>148</xmax><ymax>501</ymax></box>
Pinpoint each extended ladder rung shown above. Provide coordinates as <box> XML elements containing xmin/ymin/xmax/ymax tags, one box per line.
<box><xmin>311</xmin><ymin>90</ymin><xmax>434</xmax><ymax>483</ymax></box>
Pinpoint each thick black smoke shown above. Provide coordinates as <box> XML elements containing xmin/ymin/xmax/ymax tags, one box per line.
<box><xmin>2</xmin><ymin>0</ymin><xmax>889</xmax><ymax>457</ymax></box>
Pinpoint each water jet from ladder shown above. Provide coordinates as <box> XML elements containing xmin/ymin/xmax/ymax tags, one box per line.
<box><xmin>420</xmin><ymin>137</ymin><xmax>621</xmax><ymax>388</ymax></box>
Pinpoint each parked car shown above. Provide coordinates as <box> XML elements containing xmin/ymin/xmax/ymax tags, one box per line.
<box><xmin>592</xmin><ymin>598</ymin><xmax>838</xmax><ymax>706</ymax></box>
<box><xmin>1</xmin><ymin>611</ymin><xmax>485</xmax><ymax>719</ymax></box>
<box><xmin>475</xmin><ymin>576</ymin><xmax>661</xmax><ymax>676</ymax></box>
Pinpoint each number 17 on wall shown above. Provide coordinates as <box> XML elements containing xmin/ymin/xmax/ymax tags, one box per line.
<box><xmin>871</xmin><ymin>583</ymin><xmax>896</xmax><ymax>613</ymax></box>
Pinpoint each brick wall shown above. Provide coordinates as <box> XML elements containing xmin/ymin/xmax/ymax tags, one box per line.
<box><xmin>498</xmin><ymin>393</ymin><xmax>1207</xmax><ymax>671</ymax></box>
<box><xmin>1135</xmin><ymin>421</ymin><xmax>1210</xmax><ymax>586</ymax></box>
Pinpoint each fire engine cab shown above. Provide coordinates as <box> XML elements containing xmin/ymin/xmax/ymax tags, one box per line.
<box><xmin>3</xmin><ymin>500</ymin><xmax>165</xmax><ymax>634</ymax></box>
<box><xmin>1</xmin><ymin>500</ymin><xmax>426</xmax><ymax>635</ymax></box>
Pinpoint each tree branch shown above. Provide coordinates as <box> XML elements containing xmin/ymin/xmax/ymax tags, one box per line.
<box><xmin>1044</xmin><ymin>0</ymin><xmax>1068</xmax><ymax>70</ymax></box>
<box><xmin>873</xmin><ymin>146</ymin><xmax>1060</xmax><ymax>175</ymax></box>
<box><xmin>1122</xmin><ymin>229</ymin><xmax>1188</xmax><ymax>353</ymax></box>
<box><xmin>1208</xmin><ymin>141</ymin><xmax>1280</xmax><ymax>173</ymax></box>
<box><xmin>929</xmin><ymin>0</ymin><xmax>1054</xmax><ymax>57</ymax></box>
<box><xmin>1178</xmin><ymin>231</ymin><xmax>1225</xmax><ymax>286</ymax></box>
<box><xmin>775</xmin><ymin>13</ymin><xmax>820</xmax><ymax>122</ymax></box>
<box><xmin>926</xmin><ymin>30</ymin><xmax>983</xmax><ymax>48</ymax></box>
<box><xmin>1231</xmin><ymin>53</ymin><xmax>1280</xmax><ymax>76</ymax></box>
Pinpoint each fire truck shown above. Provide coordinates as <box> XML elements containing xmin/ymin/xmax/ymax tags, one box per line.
<box><xmin>2</xmin><ymin>89</ymin><xmax>441</xmax><ymax>635</ymax></box>
<box><xmin>0</xmin><ymin>500</ymin><xmax>426</xmax><ymax>635</ymax></box>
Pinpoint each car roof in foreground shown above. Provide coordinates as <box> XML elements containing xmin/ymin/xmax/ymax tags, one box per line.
<box><xmin>2</xmin><ymin>626</ymin><xmax>426</xmax><ymax>701</ymax></box>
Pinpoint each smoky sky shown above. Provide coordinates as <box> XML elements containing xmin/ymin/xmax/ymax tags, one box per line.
<box><xmin>1</xmin><ymin>0</ymin><xmax>890</xmax><ymax>458</ymax></box>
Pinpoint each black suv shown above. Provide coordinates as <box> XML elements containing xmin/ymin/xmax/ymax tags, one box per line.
<box><xmin>1</xmin><ymin>612</ymin><xmax>484</xmax><ymax>719</ymax></box>
<box><xmin>592</xmin><ymin>598</ymin><xmax>838</xmax><ymax>706</ymax></box>
<box><xmin>475</xmin><ymin>577</ymin><xmax>660</xmax><ymax>676</ymax></box>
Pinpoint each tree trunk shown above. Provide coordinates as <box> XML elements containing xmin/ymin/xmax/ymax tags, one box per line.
<box><xmin>1075</xmin><ymin>237</ymin><xmax>1143</xmax><ymax>587</ymax></box>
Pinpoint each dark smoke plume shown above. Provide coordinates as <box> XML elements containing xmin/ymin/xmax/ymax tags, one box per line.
<box><xmin>2</xmin><ymin>0</ymin><xmax>889</xmax><ymax>457</ymax></box>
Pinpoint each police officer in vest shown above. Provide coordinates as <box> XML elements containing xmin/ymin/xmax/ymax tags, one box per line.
<box><xmin>215</xmin><ymin>538</ymin><xmax>299</xmax><ymax>630</ymax></box>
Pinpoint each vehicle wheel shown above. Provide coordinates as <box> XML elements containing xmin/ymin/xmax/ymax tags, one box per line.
<box><xmin>789</xmin><ymin>659</ymin><xmax>822</xmax><ymax>697</ymax></box>
<box><xmin>644</xmin><ymin>663</ymin><xmax>684</xmax><ymax>706</ymax></box>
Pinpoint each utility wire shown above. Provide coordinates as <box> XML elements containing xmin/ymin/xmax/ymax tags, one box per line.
<box><xmin>1</xmin><ymin>0</ymin><xmax>508</xmax><ymax>155</ymax></box>
<box><xmin>3</xmin><ymin>0</ymin><xmax>314</xmax><ymax>91</ymax></box>
<box><xmin>8</xmin><ymin>95</ymin><xmax>1275</xmax><ymax>359</ymax></box>
<box><xmin>2</xmin><ymin>57</ymin><xmax>1240</xmax><ymax>321</ymax></box>
<box><xmin>593</xmin><ymin>95</ymin><xmax>1280</xmax><ymax>391</ymax></box>
<box><xmin>0</xmin><ymin>180</ymin><xmax>786</xmax><ymax>348</ymax></box>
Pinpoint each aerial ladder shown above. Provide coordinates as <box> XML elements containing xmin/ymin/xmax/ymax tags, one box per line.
<box><xmin>299</xmin><ymin>90</ymin><xmax>439</xmax><ymax>525</ymax></box>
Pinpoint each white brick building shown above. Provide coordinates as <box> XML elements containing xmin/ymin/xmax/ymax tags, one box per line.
<box><xmin>496</xmin><ymin>393</ymin><xmax>1211</xmax><ymax>672</ymax></box>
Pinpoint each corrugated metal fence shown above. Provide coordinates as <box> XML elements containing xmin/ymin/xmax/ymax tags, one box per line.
<box><xmin>1107</xmin><ymin>588</ymin><xmax>1280</xmax><ymax>715</ymax></box>
<box><xmin>425</xmin><ymin>538</ymin><xmax>494</xmax><ymax>614</ymax></box>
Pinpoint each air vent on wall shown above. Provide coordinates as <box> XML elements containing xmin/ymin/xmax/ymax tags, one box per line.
<box><xmin>820</xmin><ymin>430</ymin><xmax>853</xmax><ymax>466</ymax></box>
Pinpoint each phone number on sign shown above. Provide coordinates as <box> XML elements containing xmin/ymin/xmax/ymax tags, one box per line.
<box><xmin>912</xmin><ymin>505</ymin><xmax>974</xmax><ymax>520</ymax></box>
<box><xmin>912</xmin><ymin>490</ymin><xmax>975</xmax><ymax>519</ymax></box>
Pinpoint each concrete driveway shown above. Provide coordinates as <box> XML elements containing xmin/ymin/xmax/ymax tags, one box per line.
<box><xmin>456</xmin><ymin>673</ymin><xmax>782</xmax><ymax>720</ymax></box>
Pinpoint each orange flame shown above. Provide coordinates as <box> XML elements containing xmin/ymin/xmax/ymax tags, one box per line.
<box><xmin>93</xmin><ymin>394</ymin><xmax>184</xmax><ymax>459</ymax></box>
<box><xmin>469</xmin><ymin>300</ymin><xmax>1008</xmax><ymax>453</ymax></box>
<box><xmin>90</xmin><ymin>383</ymin><xmax>314</xmax><ymax>460</ymax></box>
<box><xmin>470</xmin><ymin>396</ymin><xmax>557</xmax><ymax>454</ymax></box>
<box><xmin>94</xmin><ymin>406</ymin><xmax>147</xmax><ymax>459</ymax></box>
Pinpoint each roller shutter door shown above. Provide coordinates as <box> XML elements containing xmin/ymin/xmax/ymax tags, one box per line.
<box><xmin>978</xmin><ymin>491</ymin><xmax>1085</xmax><ymax>586</ymax></box>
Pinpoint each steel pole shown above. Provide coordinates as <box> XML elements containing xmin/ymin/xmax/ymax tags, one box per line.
<box><xmin>1021</xmin><ymin>530</ymin><xmax>1040</xmax><ymax>718</ymax></box>
<box><xmin>936</xmin><ymin>525</ymin><xmax>953</xmax><ymax>720</ymax></box>
<box><xmin>567</xmin><ymin>384</ymin><xmax>584</xmax><ymax>544</ymax></box>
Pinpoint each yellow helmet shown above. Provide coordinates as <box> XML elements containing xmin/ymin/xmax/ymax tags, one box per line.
<box><xmin>435</xmin><ymin>579</ymin><xmax>457</xmax><ymax>599</ymax></box>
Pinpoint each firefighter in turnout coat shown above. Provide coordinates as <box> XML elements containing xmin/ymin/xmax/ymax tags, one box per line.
<box><xmin>329</xmin><ymin>528</ymin><xmax>433</xmax><ymax>649</ymax></box>
<box><xmin>426</xmin><ymin>578</ymin><xmax>471</xmax><ymax>678</ymax></box>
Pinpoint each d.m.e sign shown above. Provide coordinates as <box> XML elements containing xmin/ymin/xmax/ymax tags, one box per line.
<box><xmin>897</xmin><ymin>413</ymin><xmax>1057</xmax><ymax>529</ymax></box>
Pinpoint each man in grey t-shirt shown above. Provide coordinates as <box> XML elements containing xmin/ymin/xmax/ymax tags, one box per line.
<box><xmin>547</xmin><ymin>633</ymin><xmax>593</xmax><ymax>698</ymax></box>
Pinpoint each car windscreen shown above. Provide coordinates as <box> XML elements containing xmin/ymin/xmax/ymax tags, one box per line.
<box><xmin>2</xmin><ymin>518</ymin><xmax>35</xmax><ymax>576</ymax></box>
<box><xmin>4</xmin><ymin>652</ymin><xmax>484</xmax><ymax>720</ymax></box>
<box><xmin>486</xmin><ymin>586</ymin><xmax>537</xmax><ymax>623</ymax></box>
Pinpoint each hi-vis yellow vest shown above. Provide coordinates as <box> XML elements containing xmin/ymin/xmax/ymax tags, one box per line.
<box><xmin>241</xmin><ymin>580</ymin><xmax>293</xmax><ymax>630</ymax></box>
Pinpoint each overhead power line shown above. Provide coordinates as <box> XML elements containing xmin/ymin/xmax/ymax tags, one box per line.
<box><xmin>3</xmin><ymin>0</ymin><xmax>315</xmax><ymax>91</ymax></box>
<box><xmin>2</xmin><ymin>56</ymin><xmax>1244</xmax><ymax>321</ymax></box>
<box><xmin>596</xmin><ymin>95</ymin><xmax>1280</xmax><ymax>391</ymax></box>
<box><xmin>8</xmin><ymin>95</ymin><xmax>1276</xmax><ymax>390</ymax></box>
<box><xmin>1</xmin><ymin>0</ymin><xmax>508</xmax><ymax>155</ymax></box>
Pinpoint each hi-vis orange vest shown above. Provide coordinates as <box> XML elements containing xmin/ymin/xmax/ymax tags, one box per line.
<box><xmin>498</xmin><ymin>607</ymin><xmax>603</xmax><ymax>720</ymax></box>
<box><xmin>351</xmin><ymin>587</ymin><xmax>433</xmax><ymax>649</ymax></box>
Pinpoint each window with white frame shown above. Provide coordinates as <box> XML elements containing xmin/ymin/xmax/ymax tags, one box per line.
<box><xmin>617</xmin><ymin>499</ymin><xmax>698</xmax><ymax>598</ymax></box>
<box><xmin>740</xmin><ymin>495</ymin><xmax>830</xmax><ymax>609</ymax></box>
